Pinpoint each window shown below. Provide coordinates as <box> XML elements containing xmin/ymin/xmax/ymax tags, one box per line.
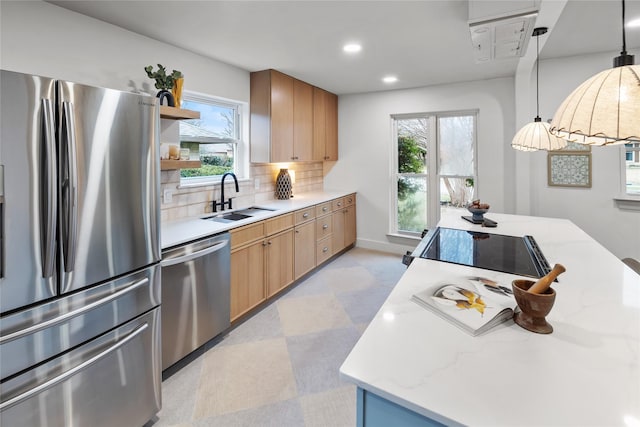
<box><xmin>179</xmin><ymin>92</ymin><xmax>245</xmax><ymax>185</ymax></box>
<box><xmin>392</xmin><ymin>112</ymin><xmax>477</xmax><ymax>236</ymax></box>
<box><xmin>624</xmin><ymin>143</ymin><xmax>640</xmax><ymax>195</ymax></box>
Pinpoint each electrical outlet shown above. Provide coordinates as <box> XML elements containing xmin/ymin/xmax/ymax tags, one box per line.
<box><xmin>163</xmin><ymin>189</ymin><xmax>173</xmax><ymax>204</ymax></box>
<box><xmin>254</xmin><ymin>178</ymin><xmax>260</xmax><ymax>190</ymax></box>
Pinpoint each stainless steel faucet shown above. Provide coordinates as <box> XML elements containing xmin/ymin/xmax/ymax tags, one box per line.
<box><xmin>213</xmin><ymin>172</ymin><xmax>239</xmax><ymax>212</ymax></box>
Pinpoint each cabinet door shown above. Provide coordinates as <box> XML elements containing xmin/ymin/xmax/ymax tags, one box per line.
<box><xmin>294</xmin><ymin>221</ymin><xmax>316</xmax><ymax>279</ymax></box>
<box><xmin>344</xmin><ymin>205</ymin><xmax>356</xmax><ymax>247</ymax></box>
<box><xmin>266</xmin><ymin>229</ymin><xmax>294</xmax><ymax>297</ymax></box>
<box><xmin>293</xmin><ymin>79</ymin><xmax>313</xmax><ymax>161</ymax></box>
<box><xmin>231</xmin><ymin>242</ymin><xmax>265</xmax><ymax>321</ymax></box>
<box><xmin>312</xmin><ymin>87</ymin><xmax>327</xmax><ymax>161</ymax></box>
<box><xmin>270</xmin><ymin>71</ymin><xmax>294</xmax><ymax>162</ymax></box>
<box><xmin>332</xmin><ymin>210</ymin><xmax>346</xmax><ymax>255</ymax></box>
<box><xmin>324</xmin><ymin>91</ymin><xmax>338</xmax><ymax>161</ymax></box>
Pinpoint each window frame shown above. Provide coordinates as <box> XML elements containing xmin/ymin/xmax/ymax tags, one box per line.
<box><xmin>622</xmin><ymin>142</ymin><xmax>640</xmax><ymax>197</ymax></box>
<box><xmin>390</xmin><ymin>110</ymin><xmax>478</xmax><ymax>237</ymax></box>
<box><xmin>178</xmin><ymin>90</ymin><xmax>249</xmax><ymax>187</ymax></box>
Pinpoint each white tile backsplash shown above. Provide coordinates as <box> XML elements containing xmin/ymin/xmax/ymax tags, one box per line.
<box><xmin>161</xmin><ymin>162</ymin><xmax>324</xmax><ymax>221</ymax></box>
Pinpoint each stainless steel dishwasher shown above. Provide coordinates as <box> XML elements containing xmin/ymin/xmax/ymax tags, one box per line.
<box><xmin>160</xmin><ymin>232</ymin><xmax>230</xmax><ymax>370</ymax></box>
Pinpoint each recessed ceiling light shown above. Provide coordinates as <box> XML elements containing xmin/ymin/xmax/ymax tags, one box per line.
<box><xmin>343</xmin><ymin>43</ymin><xmax>362</xmax><ymax>53</ymax></box>
<box><xmin>627</xmin><ymin>18</ymin><xmax>640</xmax><ymax>28</ymax></box>
<box><xmin>382</xmin><ymin>76</ymin><xmax>398</xmax><ymax>84</ymax></box>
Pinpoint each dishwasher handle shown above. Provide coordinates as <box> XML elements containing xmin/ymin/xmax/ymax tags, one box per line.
<box><xmin>161</xmin><ymin>239</ymin><xmax>229</xmax><ymax>267</ymax></box>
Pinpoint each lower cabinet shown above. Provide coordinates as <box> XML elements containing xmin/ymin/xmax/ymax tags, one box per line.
<box><xmin>230</xmin><ymin>240</ymin><xmax>265</xmax><ymax>321</ymax></box>
<box><xmin>230</xmin><ymin>214</ymin><xmax>294</xmax><ymax>321</ymax></box>
<box><xmin>332</xmin><ymin>195</ymin><xmax>356</xmax><ymax>255</ymax></box>
<box><xmin>294</xmin><ymin>220</ymin><xmax>316</xmax><ymax>279</ymax></box>
<box><xmin>230</xmin><ymin>195</ymin><xmax>356</xmax><ymax>322</ymax></box>
<box><xmin>266</xmin><ymin>229</ymin><xmax>294</xmax><ymax>297</ymax></box>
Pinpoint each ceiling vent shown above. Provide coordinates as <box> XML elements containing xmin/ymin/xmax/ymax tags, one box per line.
<box><xmin>468</xmin><ymin>1</ymin><xmax>539</xmax><ymax>63</ymax></box>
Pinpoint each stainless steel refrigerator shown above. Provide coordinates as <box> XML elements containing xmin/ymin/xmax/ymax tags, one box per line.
<box><xmin>0</xmin><ymin>70</ymin><xmax>162</xmax><ymax>427</ymax></box>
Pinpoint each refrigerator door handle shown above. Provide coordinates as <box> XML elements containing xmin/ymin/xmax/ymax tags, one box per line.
<box><xmin>0</xmin><ymin>322</ymin><xmax>149</xmax><ymax>411</ymax></box>
<box><xmin>61</xmin><ymin>101</ymin><xmax>78</xmax><ymax>273</ymax></box>
<box><xmin>0</xmin><ymin>277</ymin><xmax>149</xmax><ymax>344</ymax></box>
<box><xmin>41</xmin><ymin>98</ymin><xmax>57</xmax><ymax>279</ymax></box>
<box><xmin>160</xmin><ymin>240</ymin><xmax>228</xmax><ymax>267</ymax></box>
<box><xmin>0</xmin><ymin>164</ymin><xmax>4</xmax><ymax>279</ymax></box>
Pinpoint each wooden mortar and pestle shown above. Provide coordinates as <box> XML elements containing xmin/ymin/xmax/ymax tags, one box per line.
<box><xmin>512</xmin><ymin>264</ymin><xmax>565</xmax><ymax>334</ymax></box>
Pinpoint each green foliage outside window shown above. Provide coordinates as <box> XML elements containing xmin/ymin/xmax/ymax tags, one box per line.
<box><xmin>180</xmin><ymin>147</ymin><xmax>233</xmax><ymax>178</ymax></box>
<box><xmin>397</xmin><ymin>136</ymin><xmax>425</xmax><ymax>200</ymax></box>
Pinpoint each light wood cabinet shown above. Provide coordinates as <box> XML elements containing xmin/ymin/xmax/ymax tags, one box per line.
<box><xmin>344</xmin><ymin>204</ymin><xmax>357</xmax><ymax>248</ymax></box>
<box><xmin>250</xmin><ymin>69</ymin><xmax>313</xmax><ymax>163</ymax></box>
<box><xmin>266</xmin><ymin>229</ymin><xmax>294</xmax><ymax>297</ymax></box>
<box><xmin>313</xmin><ymin>87</ymin><xmax>338</xmax><ymax>161</ymax></box>
<box><xmin>294</xmin><ymin>220</ymin><xmax>316</xmax><ymax>279</ymax></box>
<box><xmin>230</xmin><ymin>240</ymin><xmax>265</xmax><ymax>321</ymax></box>
<box><xmin>229</xmin><ymin>197</ymin><xmax>355</xmax><ymax>322</ymax></box>
<box><xmin>230</xmin><ymin>213</ymin><xmax>295</xmax><ymax>321</ymax></box>
<box><xmin>316</xmin><ymin>236</ymin><xmax>333</xmax><ymax>265</ymax></box>
<box><xmin>315</xmin><ymin>213</ymin><xmax>332</xmax><ymax>240</ymax></box>
<box><xmin>293</xmin><ymin>79</ymin><xmax>313</xmax><ymax>160</ymax></box>
<box><xmin>332</xmin><ymin>194</ymin><xmax>356</xmax><ymax>254</ymax></box>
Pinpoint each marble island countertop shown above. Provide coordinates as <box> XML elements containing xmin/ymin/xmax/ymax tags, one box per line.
<box><xmin>161</xmin><ymin>190</ymin><xmax>354</xmax><ymax>249</ymax></box>
<box><xmin>340</xmin><ymin>212</ymin><xmax>640</xmax><ymax>426</ymax></box>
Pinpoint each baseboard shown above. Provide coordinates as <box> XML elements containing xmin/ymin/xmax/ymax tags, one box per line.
<box><xmin>355</xmin><ymin>238</ymin><xmax>417</xmax><ymax>255</ymax></box>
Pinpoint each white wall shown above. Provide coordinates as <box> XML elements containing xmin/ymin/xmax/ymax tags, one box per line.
<box><xmin>0</xmin><ymin>1</ymin><xmax>249</xmax><ymax>104</ymax></box>
<box><xmin>529</xmin><ymin>50</ymin><xmax>640</xmax><ymax>261</ymax></box>
<box><xmin>326</xmin><ymin>78</ymin><xmax>515</xmax><ymax>254</ymax></box>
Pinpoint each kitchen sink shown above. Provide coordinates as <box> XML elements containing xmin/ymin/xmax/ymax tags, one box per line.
<box><xmin>203</xmin><ymin>213</ymin><xmax>252</xmax><ymax>223</ymax></box>
<box><xmin>234</xmin><ymin>207</ymin><xmax>276</xmax><ymax>216</ymax></box>
<box><xmin>203</xmin><ymin>207</ymin><xmax>276</xmax><ymax>223</ymax></box>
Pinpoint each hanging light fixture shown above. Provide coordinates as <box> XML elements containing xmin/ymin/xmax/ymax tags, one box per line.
<box><xmin>512</xmin><ymin>27</ymin><xmax>568</xmax><ymax>151</ymax></box>
<box><xmin>549</xmin><ymin>0</ymin><xmax>640</xmax><ymax>145</ymax></box>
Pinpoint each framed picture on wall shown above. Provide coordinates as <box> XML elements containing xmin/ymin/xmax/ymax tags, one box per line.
<box><xmin>547</xmin><ymin>145</ymin><xmax>592</xmax><ymax>188</ymax></box>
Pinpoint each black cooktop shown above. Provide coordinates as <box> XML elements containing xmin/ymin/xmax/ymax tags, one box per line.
<box><xmin>419</xmin><ymin>227</ymin><xmax>551</xmax><ymax>278</ymax></box>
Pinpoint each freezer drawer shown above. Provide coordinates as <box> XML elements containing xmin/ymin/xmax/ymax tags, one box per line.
<box><xmin>0</xmin><ymin>308</ymin><xmax>161</xmax><ymax>427</ymax></box>
<box><xmin>0</xmin><ymin>265</ymin><xmax>160</xmax><ymax>380</ymax></box>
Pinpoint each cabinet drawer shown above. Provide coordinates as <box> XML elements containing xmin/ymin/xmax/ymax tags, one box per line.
<box><xmin>231</xmin><ymin>222</ymin><xmax>265</xmax><ymax>250</ymax></box>
<box><xmin>344</xmin><ymin>193</ymin><xmax>356</xmax><ymax>207</ymax></box>
<box><xmin>265</xmin><ymin>213</ymin><xmax>294</xmax><ymax>236</ymax></box>
<box><xmin>294</xmin><ymin>207</ymin><xmax>316</xmax><ymax>225</ymax></box>
<box><xmin>332</xmin><ymin>197</ymin><xmax>345</xmax><ymax>212</ymax></box>
<box><xmin>315</xmin><ymin>202</ymin><xmax>332</xmax><ymax>217</ymax></box>
<box><xmin>316</xmin><ymin>237</ymin><xmax>333</xmax><ymax>265</ymax></box>
<box><xmin>315</xmin><ymin>215</ymin><xmax>333</xmax><ymax>239</ymax></box>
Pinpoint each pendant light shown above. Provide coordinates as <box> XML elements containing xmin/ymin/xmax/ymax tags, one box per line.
<box><xmin>512</xmin><ymin>27</ymin><xmax>568</xmax><ymax>152</ymax></box>
<box><xmin>549</xmin><ymin>0</ymin><xmax>640</xmax><ymax>145</ymax></box>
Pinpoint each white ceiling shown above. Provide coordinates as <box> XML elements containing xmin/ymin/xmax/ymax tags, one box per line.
<box><xmin>47</xmin><ymin>0</ymin><xmax>640</xmax><ymax>95</ymax></box>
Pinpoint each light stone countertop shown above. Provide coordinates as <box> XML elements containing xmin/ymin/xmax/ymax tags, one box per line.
<box><xmin>160</xmin><ymin>190</ymin><xmax>354</xmax><ymax>249</ymax></box>
<box><xmin>340</xmin><ymin>211</ymin><xmax>640</xmax><ymax>426</ymax></box>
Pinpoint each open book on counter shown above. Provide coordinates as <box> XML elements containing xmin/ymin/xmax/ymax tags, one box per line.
<box><xmin>412</xmin><ymin>270</ymin><xmax>525</xmax><ymax>336</ymax></box>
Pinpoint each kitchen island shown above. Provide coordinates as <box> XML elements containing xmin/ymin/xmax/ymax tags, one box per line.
<box><xmin>340</xmin><ymin>212</ymin><xmax>640</xmax><ymax>426</ymax></box>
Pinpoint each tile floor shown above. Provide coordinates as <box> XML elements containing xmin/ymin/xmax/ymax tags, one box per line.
<box><xmin>153</xmin><ymin>247</ymin><xmax>407</xmax><ymax>427</ymax></box>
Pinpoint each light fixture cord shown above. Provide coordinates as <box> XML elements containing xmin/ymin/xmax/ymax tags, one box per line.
<box><xmin>536</xmin><ymin>32</ymin><xmax>540</xmax><ymax>118</ymax></box>
<box><xmin>621</xmin><ymin>0</ymin><xmax>627</xmax><ymax>55</ymax></box>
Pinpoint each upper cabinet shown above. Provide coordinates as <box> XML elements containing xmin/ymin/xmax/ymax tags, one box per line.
<box><xmin>250</xmin><ymin>69</ymin><xmax>337</xmax><ymax>163</ymax></box>
<box><xmin>312</xmin><ymin>87</ymin><xmax>338</xmax><ymax>161</ymax></box>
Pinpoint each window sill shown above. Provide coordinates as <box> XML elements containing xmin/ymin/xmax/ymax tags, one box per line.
<box><xmin>614</xmin><ymin>196</ymin><xmax>640</xmax><ymax>211</ymax></box>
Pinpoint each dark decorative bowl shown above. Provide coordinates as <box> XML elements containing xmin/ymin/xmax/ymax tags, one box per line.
<box><xmin>512</xmin><ymin>279</ymin><xmax>556</xmax><ymax>334</ymax></box>
<box><xmin>467</xmin><ymin>206</ymin><xmax>489</xmax><ymax>222</ymax></box>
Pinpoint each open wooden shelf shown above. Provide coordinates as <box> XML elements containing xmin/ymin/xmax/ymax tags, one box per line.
<box><xmin>160</xmin><ymin>160</ymin><xmax>201</xmax><ymax>170</ymax></box>
<box><xmin>159</xmin><ymin>106</ymin><xmax>200</xmax><ymax>120</ymax></box>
